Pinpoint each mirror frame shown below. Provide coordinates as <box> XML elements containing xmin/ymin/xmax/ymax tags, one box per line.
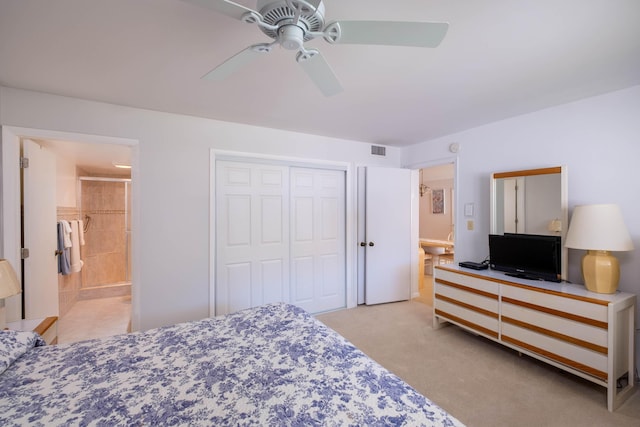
<box><xmin>490</xmin><ymin>166</ymin><xmax>568</xmax><ymax>280</ymax></box>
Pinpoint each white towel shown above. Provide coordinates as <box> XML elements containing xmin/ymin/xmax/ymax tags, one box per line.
<box><xmin>70</xmin><ymin>220</ymin><xmax>84</xmax><ymax>273</ymax></box>
<box><xmin>78</xmin><ymin>220</ymin><xmax>86</xmax><ymax>245</ymax></box>
<box><xmin>61</xmin><ymin>220</ymin><xmax>72</xmax><ymax>248</ymax></box>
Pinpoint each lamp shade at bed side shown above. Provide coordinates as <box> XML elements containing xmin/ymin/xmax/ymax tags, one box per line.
<box><xmin>565</xmin><ymin>204</ymin><xmax>634</xmax><ymax>293</ymax></box>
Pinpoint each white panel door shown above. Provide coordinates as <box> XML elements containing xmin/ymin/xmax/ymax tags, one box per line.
<box><xmin>22</xmin><ymin>139</ymin><xmax>59</xmax><ymax>318</ymax></box>
<box><xmin>364</xmin><ymin>167</ymin><xmax>412</xmax><ymax>305</ymax></box>
<box><xmin>215</xmin><ymin>161</ymin><xmax>289</xmax><ymax>315</ymax></box>
<box><xmin>1</xmin><ymin>127</ymin><xmax>22</xmax><ymax>321</ymax></box>
<box><xmin>290</xmin><ymin>168</ymin><xmax>346</xmax><ymax>313</ymax></box>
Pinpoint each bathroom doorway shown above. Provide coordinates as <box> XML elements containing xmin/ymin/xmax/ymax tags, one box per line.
<box><xmin>37</xmin><ymin>137</ymin><xmax>133</xmax><ymax>343</ymax></box>
<box><xmin>2</xmin><ymin>127</ymin><xmax>137</xmax><ymax>342</ymax></box>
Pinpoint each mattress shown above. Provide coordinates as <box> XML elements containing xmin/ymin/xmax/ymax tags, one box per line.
<box><xmin>0</xmin><ymin>302</ymin><xmax>463</xmax><ymax>426</ymax></box>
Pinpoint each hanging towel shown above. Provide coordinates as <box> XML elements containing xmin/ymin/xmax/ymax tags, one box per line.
<box><xmin>61</xmin><ymin>220</ymin><xmax>72</xmax><ymax>248</ymax></box>
<box><xmin>78</xmin><ymin>220</ymin><xmax>86</xmax><ymax>245</ymax></box>
<box><xmin>70</xmin><ymin>220</ymin><xmax>84</xmax><ymax>273</ymax></box>
<box><xmin>57</xmin><ymin>222</ymin><xmax>71</xmax><ymax>275</ymax></box>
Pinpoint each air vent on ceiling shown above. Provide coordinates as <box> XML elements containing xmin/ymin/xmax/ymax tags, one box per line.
<box><xmin>371</xmin><ymin>145</ymin><xmax>386</xmax><ymax>156</ymax></box>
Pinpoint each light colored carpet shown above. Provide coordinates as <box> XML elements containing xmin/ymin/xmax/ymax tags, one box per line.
<box><xmin>316</xmin><ymin>281</ymin><xmax>640</xmax><ymax>427</ymax></box>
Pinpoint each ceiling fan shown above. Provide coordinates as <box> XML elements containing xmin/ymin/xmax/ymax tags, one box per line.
<box><xmin>185</xmin><ymin>0</ymin><xmax>448</xmax><ymax>96</ymax></box>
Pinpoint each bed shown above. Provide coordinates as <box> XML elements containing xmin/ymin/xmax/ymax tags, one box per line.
<box><xmin>0</xmin><ymin>302</ymin><xmax>463</xmax><ymax>426</ymax></box>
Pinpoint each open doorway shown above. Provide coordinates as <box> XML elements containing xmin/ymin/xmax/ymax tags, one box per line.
<box><xmin>24</xmin><ymin>137</ymin><xmax>132</xmax><ymax>343</ymax></box>
<box><xmin>415</xmin><ymin>163</ymin><xmax>455</xmax><ymax>306</ymax></box>
<box><xmin>2</xmin><ymin>127</ymin><xmax>138</xmax><ymax>339</ymax></box>
<box><xmin>45</xmin><ymin>139</ymin><xmax>132</xmax><ymax>343</ymax></box>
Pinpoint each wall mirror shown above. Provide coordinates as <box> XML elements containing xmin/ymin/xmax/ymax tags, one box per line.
<box><xmin>490</xmin><ymin>166</ymin><xmax>568</xmax><ymax>278</ymax></box>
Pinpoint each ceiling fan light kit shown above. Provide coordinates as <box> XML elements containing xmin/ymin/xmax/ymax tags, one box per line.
<box><xmin>187</xmin><ymin>0</ymin><xmax>449</xmax><ymax>95</ymax></box>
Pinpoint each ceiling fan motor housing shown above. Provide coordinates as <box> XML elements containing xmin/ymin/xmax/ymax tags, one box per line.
<box><xmin>279</xmin><ymin>25</ymin><xmax>305</xmax><ymax>50</ymax></box>
<box><xmin>256</xmin><ymin>0</ymin><xmax>325</xmax><ymax>42</ymax></box>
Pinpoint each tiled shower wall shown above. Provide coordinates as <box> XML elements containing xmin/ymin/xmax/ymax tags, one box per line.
<box><xmin>81</xmin><ymin>180</ymin><xmax>129</xmax><ymax>288</ymax></box>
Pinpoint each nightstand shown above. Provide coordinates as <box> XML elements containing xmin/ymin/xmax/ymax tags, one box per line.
<box><xmin>7</xmin><ymin>316</ymin><xmax>58</xmax><ymax>345</ymax></box>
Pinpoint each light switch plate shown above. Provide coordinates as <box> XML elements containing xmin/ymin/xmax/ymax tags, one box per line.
<box><xmin>464</xmin><ymin>203</ymin><xmax>474</xmax><ymax>217</ymax></box>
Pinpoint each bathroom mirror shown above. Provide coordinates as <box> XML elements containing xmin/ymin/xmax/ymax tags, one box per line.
<box><xmin>490</xmin><ymin>166</ymin><xmax>568</xmax><ymax>278</ymax></box>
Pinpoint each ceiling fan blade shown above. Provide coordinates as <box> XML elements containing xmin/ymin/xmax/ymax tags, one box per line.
<box><xmin>202</xmin><ymin>44</ymin><xmax>271</xmax><ymax>81</ymax></box>
<box><xmin>325</xmin><ymin>21</ymin><xmax>449</xmax><ymax>48</ymax></box>
<box><xmin>299</xmin><ymin>0</ymin><xmax>322</xmax><ymax>12</ymax></box>
<box><xmin>182</xmin><ymin>0</ymin><xmax>259</xmax><ymax>21</ymax></box>
<box><xmin>296</xmin><ymin>49</ymin><xmax>343</xmax><ymax>97</ymax></box>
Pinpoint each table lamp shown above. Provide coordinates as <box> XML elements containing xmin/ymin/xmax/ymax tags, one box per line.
<box><xmin>0</xmin><ymin>259</ymin><xmax>21</xmax><ymax>329</ymax></box>
<box><xmin>564</xmin><ymin>204</ymin><xmax>634</xmax><ymax>293</ymax></box>
<box><xmin>547</xmin><ymin>218</ymin><xmax>562</xmax><ymax>234</ymax></box>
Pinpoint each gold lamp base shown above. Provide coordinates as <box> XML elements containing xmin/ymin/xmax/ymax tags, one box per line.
<box><xmin>582</xmin><ymin>250</ymin><xmax>620</xmax><ymax>294</ymax></box>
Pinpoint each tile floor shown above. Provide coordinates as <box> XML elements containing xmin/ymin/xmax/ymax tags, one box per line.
<box><xmin>57</xmin><ymin>296</ymin><xmax>131</xmax><ymax>344</ymax></box>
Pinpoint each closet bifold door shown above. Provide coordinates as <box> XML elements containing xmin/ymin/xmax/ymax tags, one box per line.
<box><xmin>215</xmin><ymin>161</ymin><xmax>290</xmax><ymax>316</ymax></box>
<box><xmin>289</xmin><ymin>167</ymin><xmax>346</xmax><ymax>313</ymax></box>
<box><xmin>215</xmin><ymin>161</ymin><xmax>346</xmax><ymax>316</ymax></box>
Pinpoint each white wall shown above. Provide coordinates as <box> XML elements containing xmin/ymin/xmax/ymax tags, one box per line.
<box><xmin>55</xmin><ymin>153</ymin><xmax>77</xmax><ymax>208</ymax></box>
<box><xmin>0</xmin><ymin>86</ymin><xmax>401</xmax><ymax>331</ymax></box>
<box><xmin>403</xmin><ymin>84</ymin><xmax>640</xmax><ymax>367</ymax></box>
<box><xmin>419</xmin><ymin>178</ymin><xmax>454</xmax><ymax>240</ymax></box>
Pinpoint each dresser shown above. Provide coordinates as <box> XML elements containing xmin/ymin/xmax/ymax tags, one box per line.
<box><xmin>433</xmin><ymin>265</ymin><xmax>636</xmax><ymax>411</ymax></box>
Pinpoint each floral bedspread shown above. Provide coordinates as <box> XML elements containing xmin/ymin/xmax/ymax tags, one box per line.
<box><xmin>0</xmin><ymin>303</ymin><xmax>463</xmax><ymax>426</ymax></box>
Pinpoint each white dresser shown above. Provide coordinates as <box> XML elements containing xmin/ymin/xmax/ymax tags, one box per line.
<box><xmin>433</xmin><ymin>265</ymin><xmax>636</xmax><ymax>411</ymax></box>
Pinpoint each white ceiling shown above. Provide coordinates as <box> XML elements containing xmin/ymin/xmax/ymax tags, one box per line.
<box><xmin>36</xmin><ymin>138</ymin><xmax>132</xmax><ymax>177</ymax></box>
<box><xmin>1</xmin><ymin>0</ymin><xmax>639</xmax><ymax>150</ymax></box>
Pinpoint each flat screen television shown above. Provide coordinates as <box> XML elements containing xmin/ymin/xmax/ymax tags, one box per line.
<box><xmin>488</xmin><ymin>233</ymin><xmax>561</xmax><ymax>282</ymax></box>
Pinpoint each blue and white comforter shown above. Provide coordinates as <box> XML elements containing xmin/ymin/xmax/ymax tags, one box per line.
<box><xmin>0</xmin><ymin>303</ymin><xmax>463</xmax><ymax>426</ymax></box>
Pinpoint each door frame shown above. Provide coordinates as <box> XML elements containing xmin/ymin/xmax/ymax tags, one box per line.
<box><xmin>0</xmin><ymin>126</ymin><xmax>139</xmax><ymax>328</ymax></box>
<box><xmin>405</xmin><ymin>156</ymin><xmax>458</xmax><ymax>298</ymax></box>
<box><xmin>210</xmin><ymin>149</ymin><xmax>356</xmax><ymax>316</ymax></box>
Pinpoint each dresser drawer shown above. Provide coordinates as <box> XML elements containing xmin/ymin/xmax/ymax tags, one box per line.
<box><xmin>436</xmin><ymin>281</ymin><xmax>499</xmax><ymax>314</ymax></box>
<box><xmin>436</xmin><ymin>268</ymin><xmax>500</xmax><ymax>295</ymax></box>
<box><xmin>435</xmin><ymin>299</ymin><xmax>499</xmax><ymax>338</ymax></box>
<box><xmin>501</xmin><ymin>301</ymin><xmax>608</xmax><ymax>350</ymax></box>
<box><xmin>501</xmin><ymin>284</ymin><xmax>608</xmax><ymax>324</ymax></box>
<box><xmin>502</xmin><ymin>322</ymin><xmax>608</xmax><ymax>381</ymax></box>
<box><xmin>435</xmin><ymin>279</ymin><xmax>500</xmax><ymax>338</ymax></box>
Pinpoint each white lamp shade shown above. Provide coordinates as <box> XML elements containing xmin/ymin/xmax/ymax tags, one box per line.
<box><xmin>565</xmin><ymin>204</ymin><xmax>634</xmax><ymax>251</ymax></box>
<box><xmin>0</xmin><ymin>259</ymin><xmax>21</xmax><ymax>299</ymax></box>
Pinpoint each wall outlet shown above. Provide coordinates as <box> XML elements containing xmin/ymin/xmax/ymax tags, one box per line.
<box><xmin>467</xmin><ymin>220</ymin><xmax>474</xmax><ymax>231</ymax></box>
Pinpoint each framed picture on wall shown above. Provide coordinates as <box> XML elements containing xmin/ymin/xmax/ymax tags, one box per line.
<box><xmin>432</xmin><ymin>189</ymin><xmax>445</xmax><ymax>214</ymax></box>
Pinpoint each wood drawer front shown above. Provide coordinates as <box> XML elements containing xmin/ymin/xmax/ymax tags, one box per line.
<box><xmin>502</xmin><ymin>323</ymin><xmax>608</xmax><ymax>380</ymax></box>
<box><xmin>435</xmin><ymin>299</ymin><xmax>499</xmax><ymax>338</ymax></box>
<box><xmin>436</xmin><ymin>269</ymin><xmax>500</xmax><ymax>295</ymax></box>
<box><xmin>501</xmin><ymin>285</ymin><xmax>608</xmax><ymax>324</ymax></box>
<box><xmin>502</xmin><ymin>302</ymin><xmax>608</xmax><ymax>352</ymax></box>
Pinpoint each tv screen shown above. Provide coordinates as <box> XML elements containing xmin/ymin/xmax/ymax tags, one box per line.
<box><xmin>489</xmin><ymin>233</ymin><xmax>561</xmax><ymax>282</ymax></box>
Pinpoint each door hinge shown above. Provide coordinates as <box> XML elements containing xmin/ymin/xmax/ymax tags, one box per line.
<box><xmin>21</xmin><ymin>248</ymin><xmax>30</xmax><ymax>259</ymax></box>
<box><xmin>20</xmin><ymin>157</ymin><xmax>29</xmax><ymax>168</ymax></box>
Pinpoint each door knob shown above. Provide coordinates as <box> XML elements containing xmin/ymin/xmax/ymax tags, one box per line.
<box><xmin>360</xmin><ymin>242</ymin><xmax>366</xmax><ymax>247</ymax></box>
<box><xmin>368</xmin><ymin>242</ymin><xmax>375</xmax><ymax>247</ymax></box>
